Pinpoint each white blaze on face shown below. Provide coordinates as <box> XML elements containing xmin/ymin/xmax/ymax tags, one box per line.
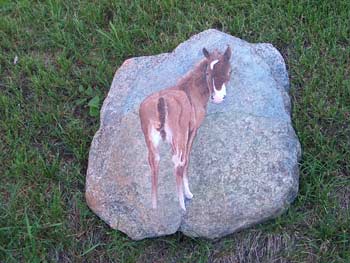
<box><xmin>210</xmin><ymin>59</ymin><xmax>219</xmax><ymax>70</ymax></box>
<box><xmin>210</xmin><ymin>59</ymin><xmax>226</xmax><ymax>103</ymax></box>
<box><xmin>212</xmin><ymin>80</ymin><xmax>226</xmax><ymax>104</ymax></box>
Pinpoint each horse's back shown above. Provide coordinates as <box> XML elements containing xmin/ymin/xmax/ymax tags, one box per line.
<box><xmin>140</xmin><ymin>89</ymin><xmax>191</xmax><ymax>112</ymax></box>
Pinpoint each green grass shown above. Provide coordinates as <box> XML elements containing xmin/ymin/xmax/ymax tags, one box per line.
<box><xmin>1</xmin><ymin>0</ymin><xmax>349</xmax><ymax>262</ymax></box>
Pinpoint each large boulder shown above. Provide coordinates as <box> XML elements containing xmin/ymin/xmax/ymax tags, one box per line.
<box><xmin>85</xmin><ymin>29</ymin><xmax>301</xmax><ymax>240</ymax></box>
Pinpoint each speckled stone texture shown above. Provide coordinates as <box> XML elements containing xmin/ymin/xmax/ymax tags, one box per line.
<box><xmin>85</xmin><ymin>29</ymin><xmax>301</xmax><ymax>240</ymax></box>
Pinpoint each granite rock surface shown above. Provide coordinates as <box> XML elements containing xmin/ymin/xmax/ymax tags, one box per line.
<box><xmin>85</xmin><ymin>29</ymin><xmax>301</xmax><ymax>240</ymax></box>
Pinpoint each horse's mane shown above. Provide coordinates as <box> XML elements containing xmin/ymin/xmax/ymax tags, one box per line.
<box><xmin>177</xmin><ymin>59</ymin><xmax>209</xmax><ymax>97</ymax></box>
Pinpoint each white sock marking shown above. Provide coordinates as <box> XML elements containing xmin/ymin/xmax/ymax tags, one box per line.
<box><xmin>152</xmin><ymin>194</ymin><xmax>157</xmax><ymax>209</ymax></box>
<box><xmin>183</xmin><ymin>175</ymin><xmax>193</xmax><ymax>199</ymax></box>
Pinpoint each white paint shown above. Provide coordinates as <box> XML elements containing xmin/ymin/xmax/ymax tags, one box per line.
<box><xmin>150</xmin><ymin>126</ymin><xmax>161</xmax><ymax>147</ymax></box>
<box><xmin>154</xmin><ymin>153</ymin><xmax>160</xmax><ymax>162</ymax></box>
<box><xmin>212</xmin><ymin>80</ymin><xmax>226</xmax><ymax>104</ymax></box>
<box><xmin>183</xmin><ymin>175</ymin><xmax>193</xmax><ymax>199</ymax></box>
<box><xmin>152</xmin><ymin>194</ymin><xmax>157</xmax><ymax>209</ymax></box>
<box><xmin>179</xmin><ymin>195</ymin><xmax>186</xmax><ymax>211</ymax></box>
<box><xmin>164</xmin><ymin>123</ymin><xmax>173</xmax><ymax>144</ymax></box>
<box><xmin>210</xmin><ymin>59</ymin><xmax>219</xmax><ymax>70</ymax></box>
<box><xmin>172</xmin><ymin>151</ymin><xmax>185</xmax><ymax>167</ymax></box>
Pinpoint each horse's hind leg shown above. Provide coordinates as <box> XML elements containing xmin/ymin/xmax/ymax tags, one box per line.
<box><xmin>145</xmin><ymin>127</ymin><xmax>161</xmax><ymax>209</ymax></box>
<box><xmin>175</xmin><ymin>165</ymin><xmax>185</xmax><ymax>210</ymax></box>
<box><xmin>172</xmin><ymin>137</ymin><xmax>188</xmax><ymax>211</ymax></box>
<box><xmin>183</xmin><ymin>128</ymin><xmax>197</xmax><ymax>199</ymax></box>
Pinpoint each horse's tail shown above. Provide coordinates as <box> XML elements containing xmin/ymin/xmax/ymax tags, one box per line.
<box><xmin>157</xmin><ymin>97</ymin><xmax>166</xmax><ymax>140</ymax></box>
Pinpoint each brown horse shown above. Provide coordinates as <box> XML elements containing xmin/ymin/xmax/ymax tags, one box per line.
<box><xmin>139</xmin><ymin>46</ymin><xmax>232</xmax><ymax>210</ymax></box>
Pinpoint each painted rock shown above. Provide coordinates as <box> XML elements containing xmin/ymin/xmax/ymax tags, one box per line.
<box><xmin>85</xmin><ymin>29</ymin><xmax>301</xmax><ymax>240</ymax></box>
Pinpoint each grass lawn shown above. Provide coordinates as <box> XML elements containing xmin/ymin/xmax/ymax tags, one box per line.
<box><xmin>1</xmin><ymin>0</ymin><xmax>349</xmax><ymax>262</ymax></box>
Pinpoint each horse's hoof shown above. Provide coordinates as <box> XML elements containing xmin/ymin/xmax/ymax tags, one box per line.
<box><xmin>185</xmin><ymin>192</ymin><xmax>193</xmax><ymax>199</ymax></box>
<box><xmin>180</xmin><ymin>203</ymin><xmax>186</xmax><ymax>211</ymax></box>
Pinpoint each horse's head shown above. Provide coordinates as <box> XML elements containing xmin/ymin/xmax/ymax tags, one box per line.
<box><xmin>203</xmin><ymin>46</ymin><xmax>232</xmax><ymax>104</ymax></box>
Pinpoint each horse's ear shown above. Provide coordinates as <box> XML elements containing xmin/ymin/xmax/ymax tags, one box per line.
<box><xmin>224</xmin><ymin>46</ymin><xmax>231</xmax><ymax>61</ymax></box>
<box><xmin>203</xmin><ymin>48</ymin><xmax>210</xmax><ymax>59</ymax></box>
